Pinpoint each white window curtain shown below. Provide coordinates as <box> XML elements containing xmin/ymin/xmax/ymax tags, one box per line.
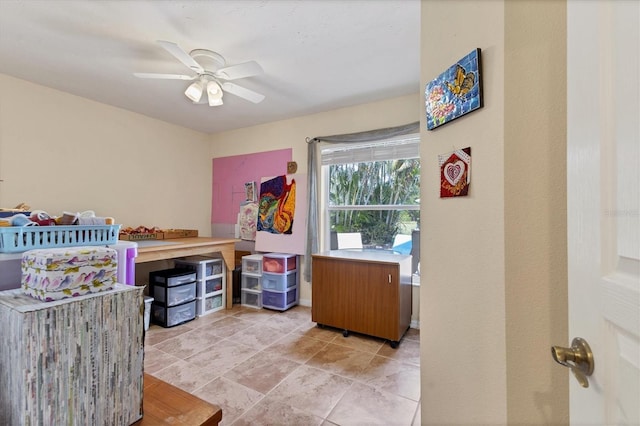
<box><xmin>304</xmin><ymin>121</ymin><xmax>420</xmax><ymax>282</ymax></box>
<box><xmin>321</xmin><ymin>136</ymin><xmax>420</xmax><ymax>165</ymax></box>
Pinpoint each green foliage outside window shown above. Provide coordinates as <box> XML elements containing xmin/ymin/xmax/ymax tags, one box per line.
<box><xmin>329</xmin><ymin>158</ymin><xmax>420</xmax><ymax>247</ymax></box>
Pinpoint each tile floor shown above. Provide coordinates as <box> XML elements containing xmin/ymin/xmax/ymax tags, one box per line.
<box><xmin>144</xmin><ymin>304</ymin><xmax>421</xmax><ymax>426</ymax></box>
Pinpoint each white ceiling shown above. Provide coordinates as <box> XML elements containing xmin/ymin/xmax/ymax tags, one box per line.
<box><xmin>0</xmin><ymin>0</ymin><xmax>420</xmax><ymax>134</ymax></box>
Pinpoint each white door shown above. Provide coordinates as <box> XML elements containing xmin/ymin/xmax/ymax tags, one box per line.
<box><xmin>567</xmin><ymin>0</ymin><xmax>640</xmax><ymax>424</ymax></box>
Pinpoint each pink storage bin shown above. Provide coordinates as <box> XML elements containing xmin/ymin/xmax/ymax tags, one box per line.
<box><xmin>262</xmin><ymin>253</ymin><xmax>297</xmax><ymax>273</ymax></box>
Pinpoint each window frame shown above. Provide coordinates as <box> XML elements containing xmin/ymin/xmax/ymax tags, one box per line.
<box><xmin>319</xmin><ymin>133</ymin><xmax>420</xmax><ymax>251</ymax></box>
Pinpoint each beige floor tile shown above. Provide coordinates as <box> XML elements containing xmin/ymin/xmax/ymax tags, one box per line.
<box><xmin>145</xmin><ymin>322</ymin><xmax>195</xmax><ymax>346</ymax></box>
<box><xmin>278</xmin><ymin>305</ymin><xmax>312</xmax><ymax>322</ymax></box>
<box><xmin>143</xmin><ymin>345</ymin><xmax>181</xmax><ymax>374</ymax></box>
<box><xmin>189</xmin><ymin>309</ymin><xmax>233</xmax><ymax>328</ymax></box>
<box><xmin>327</xmin><ymin>382</ymin><xmax>418</xmax><ymax>426</ymax></box>
<box><xmin>224</xmin><ymin>350</ymin><xmax>300</xmax><ymax>394</ymax></box>
<box><xmin>268</xmin><ymin>364</ymin><xmax>352</xmax><ymax>419</ymax></box>
<box><xmin>329</xmin><ymin>331</ymin><xmax>386</xmax><ymax>354</ymax></box>
<box><xmin>306</xmin><ymin>342</ymin><xmax>376</xmax><ymax>380</ymax></box>
<box><xmin>262</xmin><ymin>312</ymin><xmax>309</xmax><ymax>333</ymax></box>
<box><xmin>205</xmin><ymin>315</ymin><xmax>255</xmax><ymax>338</ymax></box>
<box><xmin>377</xmin><ymin>338</ymin><xmax>420</xmax><ymax>366</ymax></box>
<box><xmin>231</xmin><ymin>322</ymin><xmax>290</xmax><ymax>350</ymax></box>
<box><xmin>231</xmin><ymin>306</ymin><xmax>277</xmax><ymax>321</ymax></box>
<box><xmin>185</xmin><ymin>339</ymin><xmax>259</xmax><ymax>376</ymax></box>
<box><xmin>358</xmin><ymin>355</ymin><xmax>421</xmax><ymax>401</ymax></box>
<box><xmin>294</xmin><ymin>321</ymin><xmax>340</xmax><ymax>342</ymax></box>
<box><xmin>151</xmin><ymin>358</ymin><xmax>219</xmax><ymax>393</ymax></box>
<box><xmin>153</xmin><ymin>326</ymin><xmax>222</xmax><ymax>359</ymax></box>
<box><xmin>263</xmin><ymin>333</ymin><xmax>328</xmax><ymax>363</ymax></box>
<box><xmin>192</xmin><ymin>376</ymin><xmax>264</xmax><ymax>426</ymax></box>
<box><xmin>232</xmin><ymin>395</ymin><xmax>324</xmax><ymax>426</ymax></box>
<box><xmin>404</xmin><ymin>327</ymin><xmax>420</xmax><ymax>342</ymax></box>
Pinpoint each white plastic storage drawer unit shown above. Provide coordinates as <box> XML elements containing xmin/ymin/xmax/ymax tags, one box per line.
<box><xmin>241</xmin><ymin>254</ymin><xmax>263</xmax><ymax>309</ymax></box>
<box><xmin>175</xmin><ymin>256</ymin><xmax>223</xmax><ymax>278</ymax></box>
<box><xmin>262</xmin><ymin>253</ymin><xmax>297</xmax><ymax>273</ymax></box>
<box><xmin>241</xmin><ymin>289</ymin><xmax>262</xmax><ymax>309</ymax></box>
<box><xmin>261</xmin><ymin>271</ymin><xmax>297</xmax><ymax>292</ymax></box>
<box><xmin>241</xmin><ymin>274</ymin><xmax>261</xmax><ymax>291</ymax></box>
<box><xmin>174</xmin><ymin>255</ymin><xmax>226</xmax><ymax>316</ymax></box>
<box><xmin>201</xmin><ymin>276</ymin><xmax>223</xmax><ymax>295</ymax></box>
<box><xmin>262</xmin><ymin>288</ymin><xmax>298</xmax><ymax>311</ymax></box>
<box><xmin>242</xmin><ymin>254</ymin><xmax>264</xmax><ymax>274</ymax></box>
<box><xmin>196</xmin><ymin>293</ymin><xmax>224</xmax><ymax>316</ymax></box>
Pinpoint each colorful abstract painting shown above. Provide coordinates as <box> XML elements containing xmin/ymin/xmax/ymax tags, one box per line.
<box><xmin>425</xmin><ymin>48</ymin><xmax>483</xmax><ymax>130</ymax></box>
<box><xmin>257</xmin><ymin>175</ymin><xmax>296</xmax><ymax>235</ymax></box>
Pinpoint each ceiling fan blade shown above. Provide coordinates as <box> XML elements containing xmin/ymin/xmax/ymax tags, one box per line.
<box><xmin>157</xmin><ymin>40</ymin><xmax>203</xmax><ymax>73</ymax></box>
<box><xmin>221</xmin><ymin>82</ymin><xmax>265</xmax><ymax>104</ymax></box>
<box><xmin>215</xmin><ymin>61</ymin><xmax>263</xmax><ymax>80</ymax></box>
<box><xmin>133</xmin><ymin>73</ymin><xmax>195</xmax><ymax>80</ymax></box>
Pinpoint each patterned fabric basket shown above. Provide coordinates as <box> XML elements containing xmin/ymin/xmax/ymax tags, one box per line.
<box><xmin>0</xmin><ymin>225</ymin><xmax>120</xmax><ymax>253</ymax></box>
<box><xmin>21</xmin><ymin>246</ymin><xmax>118</xmax><ymax>301</ymax></box>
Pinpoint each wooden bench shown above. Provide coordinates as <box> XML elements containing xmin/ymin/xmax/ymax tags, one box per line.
<box><xmin>132</xmin><ymin>373</ymin><xmax>222</xmax><ymax>425</ymax></box>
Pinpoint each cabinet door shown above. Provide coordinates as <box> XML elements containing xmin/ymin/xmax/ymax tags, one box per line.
<box><xmin>312</xmin><ymin>256</ymin><xmax>349</xmax><ymax>329</ymax></box>
<box><xmin>346</xmin><ymin>261</ymin><xmax>399</xmax><ymax>340</ymax></box>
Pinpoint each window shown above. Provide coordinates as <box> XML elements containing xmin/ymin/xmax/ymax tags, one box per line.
<box><xmin>320</xmin><ymin>134</ymin><xmax>420</xmax><ymax>257</ymax></box>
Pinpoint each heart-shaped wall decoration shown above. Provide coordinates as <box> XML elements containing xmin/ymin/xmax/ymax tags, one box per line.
<box><xmin>438</xmin><ymin>147</ymin><xmax>471</xmax><ymax>198</ymax></box>
<box><xmin>444</xmin><ymin>160</ymin><xmax>465</xmax><ymax>186</ymax></box>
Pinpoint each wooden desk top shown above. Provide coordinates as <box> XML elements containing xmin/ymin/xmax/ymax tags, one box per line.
<box><xmin>134</xmin><ymin>237</ymin><xmax>238</xmax><ymax>309</ymax></box>
<box><xmin>133</xmin><ymin>373</ymin><xmax>222</xmax><ymax>426</ymax></box>
<box><xmin>135</xmin><ymin>237</ymin><xmax>237</xmax><ymax>263</ymax></box>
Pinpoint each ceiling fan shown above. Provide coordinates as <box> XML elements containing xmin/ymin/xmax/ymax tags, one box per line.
<box><xmin>134</xmin><ymin>40</ymin><xmax>265</xmax><ymax>106</ymax></box>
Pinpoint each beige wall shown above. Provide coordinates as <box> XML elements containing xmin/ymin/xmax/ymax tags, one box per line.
<box><xmin>421</xmin><ymin>1</ymin><xmax>507</xmax><ymax>423</ymax></box>
<box><xmin>0</xmin><ymin>74</ymin><xmax>212</xmax><ymax>236</ymax></box>
<box><xmin>420</xmin><ymin>0</ymin><xmax>568</xmax><ymax>424</ymax></box>
<box><xmin>208</xmin><ymin>93</ymin><xmax>420</xmax><ymax>304</ymax></box>
<box><xmin>208</xmin><ymin>92</ymin><xmax>419</xmax><ymax>161</ymax></box>
<box><xmin>504</xmin><ymin>1</ymin><xmax>568</xmax><ymax>424</ymax></box>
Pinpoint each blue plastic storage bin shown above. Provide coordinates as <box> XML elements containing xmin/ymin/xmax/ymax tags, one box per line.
<box><xmin>261</xmin><ymin>271</ymin><xmax>298</xmax><ymax>292</ymax></box>
<box><xmin>0</xmin><ymin>225</ymin><xmax>121</xmax><ymax>253</ymax></box>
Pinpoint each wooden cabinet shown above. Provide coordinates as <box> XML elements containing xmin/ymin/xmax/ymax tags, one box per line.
<box><xmin>311</xmin><ymin>250</ymin><xmax>412</xmax><ymax>347</ymax></box>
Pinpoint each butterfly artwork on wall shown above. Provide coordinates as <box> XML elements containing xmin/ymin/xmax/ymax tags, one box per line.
<box><xmin>425</xmin><ymin>48</ymin><xmax>483</xmax><ymax>130</ymax></box>
<box><xmin>447</xmin><ymin>65</ymin><xmax>476</xmax><ymax>98</ymax></box>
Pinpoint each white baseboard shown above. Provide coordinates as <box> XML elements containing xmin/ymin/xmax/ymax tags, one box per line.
<box><xmin>410</xmin><ymin>319</ymin><xmax>420</xmax><ymax>329</ymax></box>
<box><xmin>299</xmin><ymin>298</ymin><xmax>311</xmax><ymax>307</ymax></box>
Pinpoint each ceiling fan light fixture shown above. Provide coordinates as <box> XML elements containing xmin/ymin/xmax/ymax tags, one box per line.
<box><xmin>137</xmin><ymin>41</ymin><xmax>265</xmax><ymax>106</ymax></box>
<box><xmin>206</xmin><ymin>80</ymin><xmax>224</xmax><ymax>106</ymax></box>
<box><xmin>207</xmin><ymin>80</ymin><xmax>222</xmax><ymax>98</ymax></box>
<box><xmin>184</xmin><ymin>80</ymin><xmax>204</xmax><ymax>102</ymax></box>
<box><xmin>208</xmin><ymin>97</ymin><xmax>224</xmax><ymax>106</ymax></box>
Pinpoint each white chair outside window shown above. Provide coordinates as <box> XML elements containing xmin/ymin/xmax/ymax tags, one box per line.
<box><xmin>392</xmin><ymin>234</ymin><xmax>412</xmax><ymax>254</ymax></box>
<box><xmin>337</xmin><ymin>232</ymin><xmax>363</xmax><ymax>249</ymax></box>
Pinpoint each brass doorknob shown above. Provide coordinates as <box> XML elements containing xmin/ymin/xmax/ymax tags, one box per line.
<box><xmin>551</xmin><ymin>337</ymin><xmax>594</xmax><ymax>388</ymax></box>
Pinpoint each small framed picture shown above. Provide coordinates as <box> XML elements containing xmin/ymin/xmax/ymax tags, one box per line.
<box><xmin>245</xmin><ymin>181</ymin><xmax>256</xmax><ymax>202</ymax></box>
